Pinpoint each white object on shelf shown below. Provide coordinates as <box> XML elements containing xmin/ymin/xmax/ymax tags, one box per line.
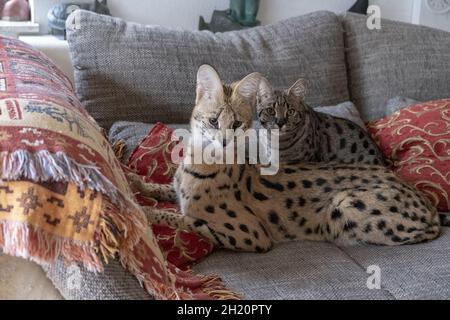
<box><xmin>426</xmin><ymin>0</ymin><xmax>450</xmax><ymax>13</ymax></box>
<box><xmin>18</xmin><ymin>35</ymin><xmax>74</xmax><ymax>85</ymax></box>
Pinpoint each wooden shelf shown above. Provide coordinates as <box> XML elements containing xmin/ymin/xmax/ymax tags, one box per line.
<box><xmin>0</xmin><ymin>20</ymin><xmax>39</xmax><ymax>37</ymax></box>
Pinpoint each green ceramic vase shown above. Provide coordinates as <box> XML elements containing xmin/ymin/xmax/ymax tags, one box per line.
<box><xmin>230</xmin><ymin>0</ymin><xmax>260</xmax><ymax>26</ymax></box>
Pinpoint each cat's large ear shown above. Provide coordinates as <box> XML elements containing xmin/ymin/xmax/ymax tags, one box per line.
<box><xmin>287</xmin><ymin>78</ymin><xmax>307</xmax><ymax>101</ymax></box>
<box><xmin>234</xmin><ymin>72</ymin><xmax>262</xmax><ymax>106</ymax></box>
<box><xmin>196</xmin><ymin>65</ymin><xmax>223</xmax><ymax>105</ymax></box>
<box><xmin>258</xmin><ymin>76</ymin><xmax>274</xmax><ymax>103</ymax></box>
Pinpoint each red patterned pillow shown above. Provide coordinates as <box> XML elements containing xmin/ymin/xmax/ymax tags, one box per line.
<box><xmin>367</xmin><ymin>99</ymin><xmax>450</xmax><ymax>212</ymax></box>
<box><xmin>128</xmin><ymin>123</ymin><xmax>214</xmax><ymax>269</ymax></box>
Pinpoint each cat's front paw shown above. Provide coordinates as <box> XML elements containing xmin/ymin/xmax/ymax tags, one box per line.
<box><xmin>126</xmin><ymin>172</ymin><xmax>144</xmax><ymax>191</ymax></box>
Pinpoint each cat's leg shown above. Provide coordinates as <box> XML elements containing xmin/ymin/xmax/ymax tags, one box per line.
<box><xmin>140</xmin><ymin>206</ymin><xmax>274</xmax><ymax>252</ymax></box>
<box><xmin>326</xmin><ymin>188</ymin><xmax>440</xmax><ymax>246</ymax></box>
<box><xmin>141</xmin><ymin>206</ymin><xmax>228</xmax><ymax>246</ymax></box>
<box><xmin>127</xmin><ymin>172</ymin><xmax>177</xmax><ymax>201</ymax></box>
<box><xmin>204</xmin><ymin>217</ymin><xmax>274</xmax><ymax>253</ymax></box>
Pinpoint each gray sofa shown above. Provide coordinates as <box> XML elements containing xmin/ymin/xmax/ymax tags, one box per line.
<box><xmin>65</xmin><ymin>10</ymin><xmax>450</xmax><ymax>299</ymax></box>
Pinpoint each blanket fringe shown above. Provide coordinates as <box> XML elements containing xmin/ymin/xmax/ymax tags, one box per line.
<box><xmin>0</xmin><ymin>220</ymin><xmax>102</xmax><ymax>272</ymax></box>
<box><xmin>0</xmin><ymin>196</ymin><xmax>147</xmax><ymax>272</ymax></box>
<box><xmin>199</xmin><ymin>275</ymin><xmax>242</xmax><ymax>300</ymax></box>
<box><xmin>1</xmin><ymin>150</ymin><xmax>127</xmax><ymax>210</ymax></box>
<box><xmin>112</xmin><ymin>140</ymin><xmax>127</xmax><ymax>163</ymax></box>
<box><xmin>99</xmin><ymin>199</ymin><xmax>147</xmax><ymax>266</ymax></box>
<box><xmin>0</xmin><ymin>149</ymin><xmax>147</xmax><ymax>272</ymax></box>
<box><xmin>121</xmin><ymin>246</ymin><xmax>241</xmax><ymax>300</ymax></box>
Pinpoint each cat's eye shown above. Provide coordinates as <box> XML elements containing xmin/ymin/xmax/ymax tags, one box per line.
<box><xmin>266</xmin><ymin>107</ymin><xmax>275</xmax><ymax>116</ymax></box>
<box><xmin>209</xmin><ymin>118</ymin><xmax>218</xmax><ymax>127</ymax></box>
<box><xmin>287</xmin><ymin>109</ymin><xmax>297</xmax><ymax>116</ymax></box>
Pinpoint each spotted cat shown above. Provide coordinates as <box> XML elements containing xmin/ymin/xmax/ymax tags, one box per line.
<box><xmin>129</xmin><ymin>65</ymin><xmax>440</xmax><ymax>252</ymax></box>
<box><xmin>256</xmin><ymin>77</ymin><xmax>385</xmax><ymax>165</ymax></box>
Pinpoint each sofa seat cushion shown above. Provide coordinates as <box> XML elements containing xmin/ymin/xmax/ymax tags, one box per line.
<box><xmin>0</xmin><ymin>254</ymin><xmax>62</xmax><ymax>300</ymax></box>
<box><xmin>68</xmin><ymin>10</ymin><xmax>349</xmax><ymax>129</ymax></box>
<box><xmin>193</xmin><ymin>227</ymin><xmax>449</xmax><ymax>300</ymax></box>
<box><xmin>193</xmin><ymin>240</ymin><xmax>394</xmax><ymax>300</ymax></box>
<box><xmin>340</xmin><ymin>227</ymin><xmax>450</xmax><ymax>299</ymax></box>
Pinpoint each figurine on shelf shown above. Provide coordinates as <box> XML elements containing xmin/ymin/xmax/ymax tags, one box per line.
<box><xmin>230</xmin><ymin>0</ymin><xmax>260</xmax><ymax>27</ymax></box>
<box><xmin>1</xmin><ymin>0</ymin><xmax>31</xmax><ymax>21</ymax></box>
<box><xmin>47</xmin><ymin>0</ymin><xmax>110</xmax><ymax>38</ymax></box>
<box><xmin>199</xmin><ymin>0</ymin><xmax>261</xmax><ymax>33</ymax></box>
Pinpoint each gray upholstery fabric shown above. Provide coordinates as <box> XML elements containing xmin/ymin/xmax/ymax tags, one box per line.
<box><xmin>343</xmin><ymin>13</ymin><xmax>450</xmax><ymax>121</ymax></box>
<box><xmin>384</xmin><ymin>97</ymin><xmax>419</xmax><ymax>117</ymax></box>
<box><xmin>194</xmin><ymin>228</ymin><xmax>450</xmax><ymax>300</ymax></box>
<box><xmin>194</xmin><ymin>241</ymin><xmax>393</xmax><ymax>300</ymax></box>
<box><xmin>315</xmin><ymin>101</ymin><xmax>366</xmax><ymax>130</ymax></box>
<box><xmin>340</xmin><ymin>227</ymin><xmax>450</xmax><ymax>300</ymax></box>
<box><xmin>44</xmin><ymin>259</ymin><xmax>153</xmax><ymax>300</ymax></box>
<box><xmin>67</xmin><ymin>10</ymin><xmax>349</xmax><ymax>129</ymax></box>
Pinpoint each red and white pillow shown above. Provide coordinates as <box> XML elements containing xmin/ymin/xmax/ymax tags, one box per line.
<box><xmin>127</xmin><ymin>123</ymin><xmax>214</xmax><ymax>269</ymax></box>
<box><xmin>367</xmin><ymin>99</ymin><xmax>450</xmax><ymax>213</ymax></box>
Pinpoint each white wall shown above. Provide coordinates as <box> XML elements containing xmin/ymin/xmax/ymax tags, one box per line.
<box><xmin>418</xmin><ymin>0</ymin><xmax>450</xmax><ymax>32</ymax></box>
<box><xmin>36</xmin><ymin>0</ymin><xmax>360</xmax><ymax>30</ymax></box>
<box><xmin>370</xmin><ymin>0</ymin><xmax>416</xmax><ymax>23</ymax></box>
<box><xmin>34</xmin><ymin>0</ymin><xmax>450</xmax><ymax>33</ymax></box>
<box><xmin>370</xmin><ymin>0</ymin><xmax>450</xmax><ymax>31</ymax></box>
<box><xmin>258</xmin><ymin>0</ymin><xmax>356</xmax><ymax>25</ymax></box>
<box><xmin>35</xmin><ymin>0</ymin><xmax>228</xmax><ymax>33</ymax></box>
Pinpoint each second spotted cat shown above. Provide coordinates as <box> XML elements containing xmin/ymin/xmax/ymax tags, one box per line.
<box><xmin>256</xmin><ymin>77</ymin><xmax>385</xmax><ymax>165</ymax></box>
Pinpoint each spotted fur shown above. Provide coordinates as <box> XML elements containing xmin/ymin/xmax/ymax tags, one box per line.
<box><xmin>256</xmin><ymin>78</ymin><xmax>385</xmax><ymax>165</ymax></box>
<box><xmin>130</xmin><ymin>66</ymin><xmax>440</xmax><ymax>252</ymax></box>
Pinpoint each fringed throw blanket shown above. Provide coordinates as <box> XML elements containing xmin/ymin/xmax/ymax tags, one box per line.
<box><xmin>0</xmin><ymin>36</ymin><xmax>237</xmax><ymax>299</ymax></box>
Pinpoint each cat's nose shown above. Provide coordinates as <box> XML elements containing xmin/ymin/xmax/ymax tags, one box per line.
<box><xmin>232</xmin><ymin>121</ymin><xmax>242</xmax><ymax>130</ymax></box>
<box><xmin>276</xmin><ymin>118</ymin><xmax>286</xmax><ymax>128</ymax></box>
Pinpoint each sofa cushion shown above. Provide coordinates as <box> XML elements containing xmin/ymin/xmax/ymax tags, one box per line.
<box><xmin>315</xmin><ymin>101</ymin><xmax>366</xmax><ymax>130</ymax></box>
<box><xmin>343</xmin><ymin>13</ymin><xmax>450</xmax><ymax>121</ymax></box>
<box><xmin>193</xmin><ymin>240</ymin><xmax>394</xmax><ymax>300</ymax></box>
<box><xmin>67</xmin><ymin>10</ymin><xmax>349</xmax><ymax>129</ymax></box>
<box><xmin>44</xmin><ymin>258</ymin><xmax>152</xmax><ymax>300</ymax></box>
<box><xmin>384</xmin><ymin>97</ymin><xmax>420</xmax><ymax>116</ymax></box>
<box><xmin>340</xmin><ymin>227</ymin><xmax>450</xmax><ymax>299</ymax></box>
<box><xmin>193</xmin><ymin>228</ymin><xmax>450</xmax><ymax>300</ymax></box>
<box><xmin>0</xmin><ymin>254</ymin><xmax>62</xmax><ymax>300</ymax></box>
<box><xmin>109</xmin><ymin>121</ymin><xmax>186</xmax><ymax>162</ymax></box>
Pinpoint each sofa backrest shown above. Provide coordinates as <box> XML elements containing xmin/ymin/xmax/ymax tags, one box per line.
<box><xmin>67</xmin><ymin>10</ymin><xmax>349</xmax><ymax>129</ymax></box>
<box><xmin>343</xmin><ymin>13</ymin><xmax>450</xmax><ymax>121</ymax></box>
